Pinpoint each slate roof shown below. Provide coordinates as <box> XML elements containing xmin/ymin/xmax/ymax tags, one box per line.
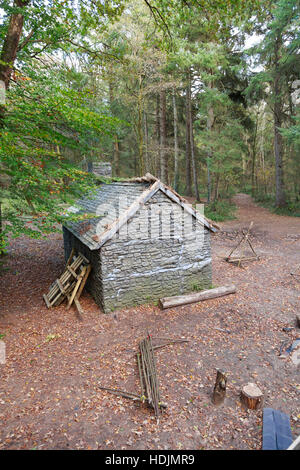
<box><xmin>63</xmin><ymin>175</ymin><xmax>217</xmax><ymax>250</ymax></box>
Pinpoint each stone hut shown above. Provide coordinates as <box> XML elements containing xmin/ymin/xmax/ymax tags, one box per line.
<box><xmin>63</xmin><ymin>174</ymin><xmax>217</xmax><ymax>313</ymax></box>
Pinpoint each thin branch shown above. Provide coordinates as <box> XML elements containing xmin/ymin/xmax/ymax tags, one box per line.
<box><xmin>143</xmin><ymin>0</ymin><xmax>172</xmax><ymax>39</ymax></box>
<box><xmin>18</xmin><ymin>29</ymin><xmax>35</xmax><ymax>51</ymax></box>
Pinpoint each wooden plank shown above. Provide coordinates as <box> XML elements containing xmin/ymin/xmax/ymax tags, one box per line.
<box><xmin>43</xmin><ymin>294</ymin><xmax>51</xmax><ymax>308</ymax></box>
<box><xmin>159</xmin><ymin>285</ymin><xmax>236</xmax><ymax>309</ymax></box>
<box><xmin>78</xmin><ymin>252</ymin><xmax>90</xmax><ymax>265</ymax></box>
<box><xmin>67</xmin><ymin>267</ymin><xmax>87</xmax><ymax>309</ymax></box>
<box><xmin>159</xmin><ymin>184</ymin><xmax>216</xmax><ymax>232</ymax></box>
<box><xmin>67</xmin><ymin>265</ymin><xmax>79</xmax><ymax>279</ymax></box>
<box><xmin>74</xmin><ymin>297</ymin><xmax>84</xmax><ymax>317</ymax></box>
<box><xmin>75</xmin><ymin>264</ymin><xmax>91</xmax><ymax>300</ymax></box>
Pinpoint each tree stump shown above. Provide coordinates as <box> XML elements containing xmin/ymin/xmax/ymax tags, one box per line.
<box><xmin>240</xmin><ymin>383</ymin><xmax>263</xmax><ymax>410</ymax></box>
<box><xmin>212</xmin><ymin>369</ymin><xmax>227</xmax><ymax>405</ymax></box>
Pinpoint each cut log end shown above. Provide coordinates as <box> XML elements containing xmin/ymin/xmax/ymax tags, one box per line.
<box><xmin>240</xmin><ymin>383</ymin><xmax>263</xmax><ymax>410</ymax></box>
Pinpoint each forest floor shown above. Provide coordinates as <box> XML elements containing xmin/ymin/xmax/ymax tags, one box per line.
<box><xmin>0</xmin><ymin>193</ymin><xmax>299</xmax><ymax>450</ymax></box>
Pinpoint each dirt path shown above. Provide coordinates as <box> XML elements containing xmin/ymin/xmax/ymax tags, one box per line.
<box><xmin>0</xmin><ymin>194</ymin><xmax>299</xmax><ymax>450</ymax></box>
<box><xmin>221</xmin><ymin>193</ymin><xmax>300</xmax><ymax>242</ymax></box>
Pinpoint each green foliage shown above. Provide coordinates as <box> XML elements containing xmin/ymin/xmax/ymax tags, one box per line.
<box><xmin>205</xmin><ymin>199</ymin><xmax>236</xmax><ymax>222</ymax></box>
<box><xmin>0</xmin><ymin>0</ymin><xmax>125</xmax><ymax>60</ymax></box>
<box><xmin>254</xmin><ymin>192</ymin><xmax>300</xmax><ymax>217</ymax></box>
<box><xmin>192</xmin><ymin>284</ymin><xmax>202</xmax><ymax>292</ymax></box>
<box><xmin>0</xmin><ymin>61</ymin><xmax>123</xmax><ymax>239</ymax></box>
<box><xmin>281</xmin><ymin>113</ymin><xmax>300</xmax><ymax>149</ymax></box>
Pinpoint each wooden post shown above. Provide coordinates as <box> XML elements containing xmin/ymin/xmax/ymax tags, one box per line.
<box><xmin>212</xmin><ymin>369</ymin><xmax>227</xmax><ymax>405</ymax></box>
<box><xmin>240</xmin><ymin>383</ymin><xmax>263</xmax><ymax>410</ymax></box>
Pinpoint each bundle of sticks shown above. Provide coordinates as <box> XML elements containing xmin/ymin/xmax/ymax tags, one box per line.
<box><xmin>99</xmin><ymin>335</ymin><xmax>189</xmax><ymax>418</ymax></box>
<box><xmin>137</xmin><ymin>334</ymin><xmax>162</xmax><ymax>418</ymax></box>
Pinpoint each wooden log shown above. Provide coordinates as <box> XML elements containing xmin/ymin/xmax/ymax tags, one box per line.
<box><xmin>296</xmin><ymin>314</ymin><xmax>300</xmax><ymax>329</ymax></box>
<box><xmin>159</xmin><ymin>285</ymin><xmax>236</xmax><ymax>309</ymax></box>
<box><xmin>240</xmin><ymin>383</ymin><xmax>263</xmax><ymax>410</ymax></box>
<box><xmin>212</xmin><ymin>369</ymin><xmax>227</xmax><ymax>405</ymax></box>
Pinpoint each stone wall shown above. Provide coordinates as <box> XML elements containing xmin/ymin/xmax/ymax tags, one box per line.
<box><xmin>100</xmin><ymin>191</ymin><xmax>212</xmax><ymax>312</ymax></box>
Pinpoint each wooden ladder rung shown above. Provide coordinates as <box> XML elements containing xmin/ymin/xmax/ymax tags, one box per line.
<box><xmin>78</xmin><ymin>252</ymin><xmax>90</xmax><ymax>265</ymax></box>
<box><xmin>67</xmin><ymin>265</ymin><xmax>79</xmax><ymax>279</ymax></box>
<box><xmin>56</xmin><ymin>279</ymin><xmax>66</xmax><ymax>294</ymax></box>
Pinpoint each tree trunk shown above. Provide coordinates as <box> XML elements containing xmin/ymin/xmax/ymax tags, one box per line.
<box><xmin>251</xmin><ymin>113</ymin><xmax>259</xmax><ymax>197</ymax></box>
<box><xmin>213</xmin><ymin>172</ymin><xmax>220</xmax><ymax>202</ymax></box>
<box><xmin>207</xmin><ymin>104</ymin><xmax>214</xmax><ymax>204</ymax></box>
<box><xmin>144</xmin><ymin>110</ymin><xmax>149</xmax><ymax>173</ymax></box>
<box><xmin>113</xmin><ymin>138</ymin><xmax>120</xmax><ymax>177</ymax></box>
<box><xmin>187</xmin><ymin>71</ymin><xmax>200</xmax><ymax>201</ymax></box>
<box><xmin>273</xmin><ymin>35</ymin><xmax>286</xmax><ymax>208</ymax></box>
<box><xmin>0</xmin><ymin>200</ymin><xmax>3</xmax><ymax>256</ymax></box>
<box><xmin>159</xmin><ymin>89</ymin><xmax>168</xmax><ymax>183</ymax></box>
<box><xmin>0</xmin><ymin>0</ymin><xmax>30</xmax><ymax>126</ymax></box>
<box><xmin>185</xmin><ymin>83</ymin><xmax>192</xmax><ymax>197</ymax></box>
<box><xmin>137</xmin><ymin>76</ymin><xmax>144</xmax><ymax>175</ymax></box>
<box><xmin>172</xmin><ymin>91</ymin><xmax>179</xmax><ymax>192</ymax></box>
<box><xmin>108</xmin><ymin>77</ymin><xmax>120</xmax><ymax>177</ymax></box>
<box><xmin>155</xmin><ymin>94</ymin><xmax>161</xmax><ymax>179</ymax></box>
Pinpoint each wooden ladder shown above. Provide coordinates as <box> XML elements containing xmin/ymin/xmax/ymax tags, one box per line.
<box><xmin>43</xmin><ymin>249</ymin><xmax>92</xmax><ymax>317</ymax></box>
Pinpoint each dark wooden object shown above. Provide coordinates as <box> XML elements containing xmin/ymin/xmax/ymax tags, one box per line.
<box><xmin>212</xmin><ymin>369</ymin><xmax>227</xmax><ymax>405</ymax></box>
